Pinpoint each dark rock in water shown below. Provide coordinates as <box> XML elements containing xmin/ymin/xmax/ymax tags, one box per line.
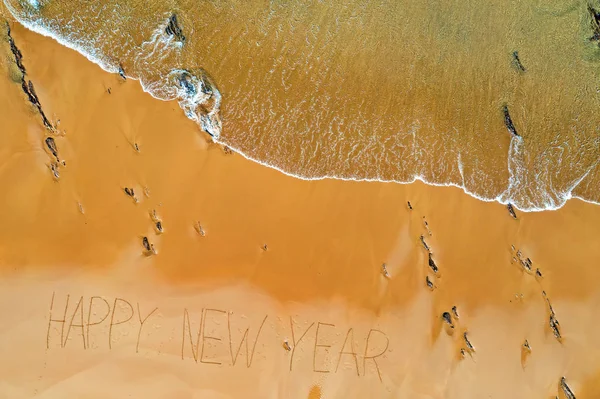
<box><xmin>165</xmin><ymin>14</ymin><xmax>186</xmax><ymax>43</ymax></box>
<box><xmin>512</xmin><ymin>51</ymin><xmax>526</xmax><ymax>72</ymax></box>
<box><xmin>589</xmin><ymin>5</ymin><xmax>600</xmax><ymax>45</ymax></box>
<box><xmin>442</xmin><ymin>312</ymin><xmax>454</xmax><ymax>328</ymax></box>
<box><xmin>503</xmin><ymin>104</ymin><xmax>520</xmax><ymax>137</ymax></box>
<box><xmin>507</xmin><ymin>203</ymin><xmax>518</xmax><ymax>219</ymax></box>
<box><xmin>428</xmin><ymin>253</ymin><xmax>438</xmax><ymax>274</ymax></box>
<box><xmin>174</xmin><ymin>69</ymin><xmax>222</xmax><ymax>138</ymax></box>
<box><xmin>45</xmin><ymin>137</ymin><xmax>58</xmax><ymax>159</ymax></box>
<box><xmin>561</xmin><ymin>377</ymin><xmax>576</xmax><ymax>399</ymax></box>
<box><xmin>178</xmin><ymin>71</ymin><xmax>197</xmax><ymax>96</ymax></box>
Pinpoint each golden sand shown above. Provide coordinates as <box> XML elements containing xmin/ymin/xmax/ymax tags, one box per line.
<box><xmin>1</xmin><ymin>20</ymin><xmax>600</xmax><ymax>398</ymax></box>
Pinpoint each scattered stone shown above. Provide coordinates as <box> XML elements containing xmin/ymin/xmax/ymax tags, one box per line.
<box><xmin>78</xmin><ymin>202</ymin><xmax>84</xmax><ymax>214</ymax></box>
<box><xmin>283</xmin><ymin>340</ymin><xmax>291</xmax><ymax>351</ymax></box>
<box><xmin>155</xmin><ymin>221</ymin><xmax>163</xmax><ymax>233</ymax></box>
<box><xmin>407</xmin><ymin>201</ymin><xmax>413</xmax><ymax>210</ymax></box>
<box><xmin>426</xmin><ymin>275</ymin><xmax>434</xmax><ymax>290</ymax></box>
<box><xmin>460</xmin><ymin>348</ymin><xmax>466</xmax><ymax>357</ymax></box>
<box><xmin>428</xmin><ymin>253</ymin><xmax>439</xmax><ymax>274</ymax></box>
<box><xmin>134</xmin><ymin>143</ymin><xmax>140</xmax><ymax>152</ymax></box>
<box><xmin>107</xmin><ymin>87</ymin><xmax>112</xmax><ymax>94</ymax></box>
<box><xmin>45</xmin><ymin>137</ymin><xmax>58</xmax><ymax>159</ymax></box>
<box><xmin>222</xmin><ymin>145</ymin><xmax>233</xmax><ymax>155</ymax></box>
<box><xmin>463</xmin><ymin>332</ymin><xmax>475</xmax><ymax>352</ymax></box>
<box><xmin>165</xmin><ymin>14</ymin><xmax>186</xmax><ymax>42</ymax></box>
<box><xmin>502</xmin><ymin>104</ymin><xmax>520</xmax><ymax>138</ymax></box>
<box><xmin>142</xmin><ymin>236</ymin><xmax>156</xmax><ymax>255</ymax></box>
<box><xmin>420</xmin><ymin>235</ymin><xmax>430</xmax><ymax>252</ymax></box>
<box><xmin>523</xmin><ymin>339</ymin><xmax>531</xmax><ymax>351</ymax></box>
<box><xmin>381</xmin><ymin>263</ymin><xmax>390</xmax><ymax>278</ymax></box>
<box><xmin>452</xmin><ymin>306</ymin><xmax>459</xmax><ymax>319</ymax></box>
<box><xmin>423</xmin><ymin>216</ymin><xmax>432</xmax><ymax>236</ymax></box>
<box><xmin>560</xmin><ymin>376</ymin><xmax>576</xmax><ymax>399</ymax></box>
<box><xmin>507</xmin><ymin>203</ymin><xmax>518</xmax><ymax>219</ymax></box>
<box><xmin>513</xmin><ymin>248</ymin><xmax>534</xmax><ymax>272</ymax></box>
<box><xmin>542</xmin><ymin>291</ymin><xmax>556</xmax><ymax>316</ymax></box>
<box><xmin>512</xmin><ymin>51</ymin><xmax>526</xmax><ymax>72</ymax></box>
<box><xmin>124</xmin><ymin>187</ymin><xmax>135</xmax><ymax>198</ymax></box>
<box><xmin>262</xmin><ymin>244</ymin><xmax>268</xmax><ymax>251</ymax></box>
<box><xmin>194</xmin><ymin>222</ymin><xmax>206</xmax><ymax>237</ymax></box>
<box><xmin>442</xmin><ymin>312</ymin><xmax>454</xmax><ymax>328</ymax></box>
<box><xmin>49</xmin><ymin>162</ymin><xmax>60</xmax><ymax>180</ymax></box>
<box><xmin>142</xmin><ymin>236</ymin><xmax>151</xmax><ymax>251</ymax></box>
<box><xmin>549</xmin><ymin>314</ymin><xmax>562</xmax><ymax>340</ymax></box>
<box><xmin>535</xmin><ymin>268</ymin><xmax>543</xmax><ymax>278</ymax></box>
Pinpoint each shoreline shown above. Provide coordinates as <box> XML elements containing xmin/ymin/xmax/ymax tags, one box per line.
<box><xmin>3</xmin><ymin>12</ymin><xmax>598</xmax><ymax>213</ymax></box>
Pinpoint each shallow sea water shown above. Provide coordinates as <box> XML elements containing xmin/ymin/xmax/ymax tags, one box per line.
<box><xmin>5</xmin><ymin>0</ymin><xmax>600</xmax><ymax>211</ymax></box>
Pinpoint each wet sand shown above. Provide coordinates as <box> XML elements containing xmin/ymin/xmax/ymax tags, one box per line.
<box><xmin>1</xmin><ymin>20</ymin><xmax>600</xmax><ymax>399</ymax></box>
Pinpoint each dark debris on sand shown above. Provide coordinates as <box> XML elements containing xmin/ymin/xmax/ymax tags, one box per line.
<box><xmin>165</xmin><ymin>14</ymin><xmax>186</xmax><ymax>43</ymax></box>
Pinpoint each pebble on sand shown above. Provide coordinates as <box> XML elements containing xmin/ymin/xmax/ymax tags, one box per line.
<box><xmin>283</xmin><ymin>340</ymin><xmax>291</xmax><ymax>351</ymax></box>
<box><xmin>382</xmin><ymin>263</ymin><xmax>390</xmax><ymax>278</ymax></box>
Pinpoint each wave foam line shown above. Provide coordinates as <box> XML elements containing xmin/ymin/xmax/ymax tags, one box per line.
<box><xmin>6</xmin><ymin>14</ymin><xmax>600</xmax><ymax>213</ymax></box>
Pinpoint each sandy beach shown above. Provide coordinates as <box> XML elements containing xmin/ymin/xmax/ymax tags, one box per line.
<box><xmin>1</xmin><ymin>18</ymin><xmax>600</xmax><ymax>399</ymax></box>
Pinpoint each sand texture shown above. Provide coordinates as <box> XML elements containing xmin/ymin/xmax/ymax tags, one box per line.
<box><xmin>1</xmin><ymin>20</ymin><xmax>600</xmax><ymax>399</ymax></box>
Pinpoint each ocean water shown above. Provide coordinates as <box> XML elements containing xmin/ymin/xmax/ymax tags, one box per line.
<box><xmin>5</xmin><ymin>0</ymin><xmax>600</xmax><ymax>211</ymax></box>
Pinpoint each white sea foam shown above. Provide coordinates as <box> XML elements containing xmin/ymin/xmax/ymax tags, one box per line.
<box><xmin>5</xmin><ymin>5</ymin><xmax>600</xmax><ymax>213</ymax></box>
